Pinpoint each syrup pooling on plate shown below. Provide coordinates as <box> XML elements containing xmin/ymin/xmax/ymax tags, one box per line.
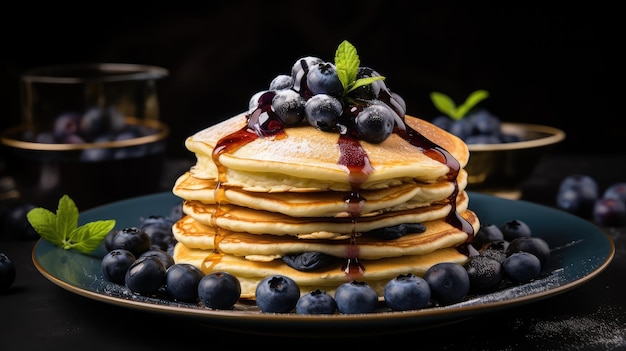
<box><xmin>202</xmin><ymin>86</ymin><xmax>474</xmax><ymax>279</ymax></box>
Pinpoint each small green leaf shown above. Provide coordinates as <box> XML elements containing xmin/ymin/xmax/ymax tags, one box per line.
<box><xmin>430</xmin><ymin>92</ymin><xmax>460</xmax><ymax>119</ymax></box>
<box><xmin>70</xmin><ymin>220</ymin><xmax>116</xmax><ymax>253</ymax></box>
<box><xmin>346</xmin><ymin>76</ymin><xmax>386</xmax><ymax>94</ymax></box>
<box><xmin>456</xmin><ymin>90</ymin><xmax>489</xmax><ymax>119</ymax></box>
<box><xmin>26</xmin><ymin>194</ymin><xmax>115</xmax><ymax>254</ymax></box>
<box><xmin>27</xmin><ymin>207</ymin><xmax>62</xmax><ymax>246</ymax></box>
<box><xmin>55</xmin><ymin>195</ymin><xmax>79</xmax><ymax>241</ymax></box>
<box><xmin>335</xmin><ymin>40</ymin><xmax>360</xmax><ymax>90</ymax></box>
<box><xmin>430</xmin><ymin>90</ymin><xmax>490</xmax><ymax>120</ymax></box>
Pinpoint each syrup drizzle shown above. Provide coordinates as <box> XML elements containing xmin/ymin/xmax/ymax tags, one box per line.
<box><xmin>205</xmin><ymin>90</ymin><xmax>475</xmax><ymax>277</ymax></box>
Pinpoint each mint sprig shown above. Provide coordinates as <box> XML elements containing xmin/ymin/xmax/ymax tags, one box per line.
<box><xmin>335</xmin><ymin>40</ymin><xmax>385</xmax><ymax>95</ymax></box>
<box><xmin>430</xmin><ymin>89</ymin><xmax>490</xmax><ymax>121</ymax></box>
<box><xmin>27</xmin><ymin>194</ymin><xmax>115</xmax><ymax>253</ymax></box>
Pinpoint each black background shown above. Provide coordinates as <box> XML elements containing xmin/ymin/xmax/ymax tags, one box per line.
<box><xmin>1</xmin><ymin>1</ymin><xmax>621</xmax><ymax>159</ymax></box>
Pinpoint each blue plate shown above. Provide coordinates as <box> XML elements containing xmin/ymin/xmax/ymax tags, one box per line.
<box><xmin>32</xmin><ymin>192</ymin><xmax>615</xmax><ymax>336</ymax></box>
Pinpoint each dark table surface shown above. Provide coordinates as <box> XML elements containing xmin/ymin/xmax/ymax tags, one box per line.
<box><xmin>2</xmin><ymin>154</ymin><xmax>626</xmax><ymax>351</ymax></box>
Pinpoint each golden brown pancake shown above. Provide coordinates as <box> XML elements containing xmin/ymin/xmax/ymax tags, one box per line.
<box><xmin>186</xmin><ymin>113</ymin><xmax>469</xmax><ymax>191</ymax></box>
<box><xmin>173</xmin><ymin>169</ymin><xmax>468</xmax><ymax>218</ymax></box>
<box><xmin>173</xmin><ymin>243</ymin><xmax>470</xmax><ymax>298</ymax></box>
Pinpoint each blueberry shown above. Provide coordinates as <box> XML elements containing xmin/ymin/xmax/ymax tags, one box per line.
<box><xmin>139</xmin><ymin>248</ymin><xmax>175</xmax><ymax>269</ymax></box>
<box><xmin>593</xmin><ymin>197</ymin><xmax>626</xmax><ymax>227</ymax></box>
<box><xmin>290</xmin><ymin>56</ymin><xmax>322</xmax><ymax>93</ymax></box>
<box><xmin>448</xmin><ymin>119</ymin><xmax>473</xmax><ymax>141</ymax></box>
<box><xmin>465</xmin><ymin>109</ymin><xmax>501</xmax><ymax>136</ymax></box>
<box><xmin>556</xmin><ymin>174</ymin><xmax>599</xmax><ymax>217</ymax></box>
<box><xmin>255</xmin><ymin>275</ymin><xmax>300</xmax><ymax>313</ymax></box>
<box><xmin>506</xmin><ymin>237</ymin><xmax>551</xmax><ymax>268</ymax></box>
<box><xmin>383</xmin><ymin>273</ymin><xmax>431</xmax><ymax>311</ymax></box>
<box><xmin>502</xmin><ymin>252</ymin><xmax>541</xmax><ymax>284</ymax></box>
<box><xmin>603</xmin><ymin>182</ymin><xmax>626</xmax><ymax>208</ymax></box>
<box><xmin>334</xmin><ymin>280</ymin><xmax>379</xmax><ymax>314</ymax></box>
<box><xmin>0</xmin><ymin>253</ymin><xmax>16</xmax><ymax>291</ymax></box>
<box><xmin>125</xmin><ymin>255</ymin><xmax>166</xmax><ymax>295</ymax></box>
<box><xmin>479</xmin><ymin>242</ymin><xmax>508</xmax><ymax>264</ymax></box>
<box><xmin>271</xmin><ymin>89</ymin><xmax>306</xmax><ymax>126</ymax></box>
<box><xmin>101</xmin><ymin>249</ymin><xmax>136</xmax><ymax>284</ymax></box>
<box><xmin>464</xmin><ymin>255</ymin><xmax>503</xmax><ymax>293</ymax></box>
<box><xmin>110</xmin><ymin>227</ymin><xmax>151</xmax><ymax>257</ymax></box>
<box><xmin>248</xmin><ymin>90</ymin><xmax>268</xmax><ymax>112</ymax></box>
<box><xmin>282</xmin><ymin>252</ymin><xmax>337</xmax><ymax>272</ymax></box>
<box><xmin>355</xmin><ymin>104</ymin><xmax>395</xmax><ymax>144</ymax></box>
<box><xmin>304</xmin><ymin>94</ymin><xmax>342</xmax><ymax>132</ymax></box>
<box><xmin>363</xmin><ymin>223</ymin><xmax>426</xmax><ymax>240</ymax></box>
<box><xmin>2</xmin><ymin>202</ymin><xmax>39</xmax><ymax>240</ymax></box>
<box><xmin>423</xmin><ymin>262</ymin><xmax>470</xmax><ymax>305</ymax></box>
<box><xmin>471</xmin><ymin>223</ymin><xmax>504</xmax><ymax>250</ymax></box>
<box><xmin>306</xmin><ymin>62</ymin><xmax>343</xmax><ymax>96</ymax></box>
<box><xmin>53</xmin><ymin>112</ymin><xmax>81</xmax><ymax>141</ymax></box>
<box><xmin>349</xmin><ymin>67</ymin><xmax>384</xmax><ymax>100</ymax></box>
<box><xmin>499</xmin><ymin>219</ymin><xmax>532</xmax><ymax>242</ymax></box>
<box><xmin>139</xmin><ymin>215</ymin><xmax>177</xmax><ymax>251</ymax></box>
<box><xmin>295</xmin><ymin>289</ymin><xmax>337</xmax><ymax>315</ymax></box>
<box><xmin>165</xmin><ymin>263</ymin><xmax>205</xmax><ymax>302</ymax></box>
<box><xmin>197</xmin><ymin>271</ymin><xmax>241</xmax><ymax>309</ymax></box>
<box><xmin>269</xmin><ymin>74</ymin><xmax>294</xmax><ymax>91</ymax></box>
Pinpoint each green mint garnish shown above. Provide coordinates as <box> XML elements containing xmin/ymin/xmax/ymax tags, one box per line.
<box><xmin>430</xmin><ymin>89</ymin><xmax>490</xmax><ymax>121</ymax></box>
<box><xmin>27</xmin><ymin>194</ymin><xmax>115</xmax><ymax>254</ymax></box>
<box><xmin>335</xmin><ymin>40</ymin><xmax>385</xmax><ymax>95</ymax></box>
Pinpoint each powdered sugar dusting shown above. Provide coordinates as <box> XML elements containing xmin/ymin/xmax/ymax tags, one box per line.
<box><xmin>526</xmin><ymin>305</ymin><xmax>626</xmax><ymax>350</ymax></box>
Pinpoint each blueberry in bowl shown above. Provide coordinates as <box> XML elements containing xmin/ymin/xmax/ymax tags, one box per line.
<box><xmin>430</xmin><ymin>90</ymin><xmax>565</xmax><ymax>194</ymax></box>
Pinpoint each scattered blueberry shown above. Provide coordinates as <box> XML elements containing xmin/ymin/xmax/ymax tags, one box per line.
<box><xmin>499</xmin><ymin>219</ymin><xmax>532</xmax><ymax>242</ymax></box>
<box><xmin>101</xmin><ymin>249</ymin><xmax>136</xmax><ymax>284</ymax></box>
<box><xmin>110</xmin><ymin>227</ymin><xmax>152</xmax><ymax>257</ymax></box>
<box><xmin>139</xmin><ymin>248</ymin><xmax>175</xmax><ymax>270</ymax></box>
<box><xmin>506</xmin><ymin>237</ymin><xmax>551</xmax><ymax>268</ymax></box>
<box><xmin>165</xmin><ymin>263</ymin><xmax>205</xmax><ymax>302</ymax></box>
<box><xmin>0</xmin><ymin>253</ymin><xmax>16</xmax><ymax>291</ymax></box>
<box><xmin>556</xmin><ymin>174</ymin><xmax>599</xmax><ymax>217</ymax></box>
<box><xmin>464</xmin><ymin>255</ymin><xmax>503</xmax><ymax>293</ymax></box>
<box><xmin>125</xmin><ymin>255</ymin><xmax>166</xmax><ymax>295</ymax></box>
<box><xmin>502</xmin><ymin>252</ymin><xmax>542</xmax><ymax>284</ymax></box>
<box><xmin>423</xmin><ymin>262</ymin><xmax>470</xmax><ymax>305</ymax></box>
<box><xmin>383</xmin><ymin>273</ymin><xmax>431</xmax><ymax>311</ymax></box>
<box><xmin>255</xmin><ymin>275</ymin><xmax>300</xmax><ymax>313</ymax></box>
<box><xmin>593</xmin><ymin>197</ymin><xmax>626</xmax><ymax>227</ymax></box>
<box><xmin>334</xmin><ymin>280</ymin><xmax>379</xmax><ymax>314</ymax></box>
<box><xmin>198</xmin><ymin>271</ymin><xmax>241</xmax><ymax>309</ymax></box>
<box><xmin>295</xmin><ymin>289</ymin><xmax>337</xmax><ymax>315</ymax></box>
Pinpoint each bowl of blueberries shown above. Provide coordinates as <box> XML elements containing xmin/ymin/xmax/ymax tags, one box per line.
<box><xmin>0</xmin><ymin>63</ymin><xmax>170</xmax><ymax>211</ymax></box>
<box><xmin>430</xmin><ymin>90</ymin><xmax>565</xmax><ymax>197</ymax></box>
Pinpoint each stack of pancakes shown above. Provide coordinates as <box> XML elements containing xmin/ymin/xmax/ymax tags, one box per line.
<box><xmin>172</xmin><ymin>112</ymin><xmax>480</xmax><ymax>298</ymax></box>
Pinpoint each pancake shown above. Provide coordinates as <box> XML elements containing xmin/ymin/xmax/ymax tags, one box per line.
<box><xmin>173</xmin><ymin>169</ymin><xmax>468</xmax><ymax>218</ymax></box>
<box><xmin>186</xmin><ymin>113</ymin><xmax>470</xmax><ymax>191</ymax></box>
<box><xmin>180</xmin><ymin>190</ymin><xmax>470</xmax><ymax>240</ymax></box>
<box><xmin>173</xmin><ymin>208</ymin><xmax>478</xmax><ymax>260</ymax></box>
<box><xmin>173</xmin><ymin>243</ymin><xmax>470</xmax><ymax>298</ymax></box>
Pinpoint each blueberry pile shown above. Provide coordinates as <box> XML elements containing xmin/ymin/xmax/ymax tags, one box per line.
<box><xmin>248</xmin><ymin>41</ymin><xmax>407</xmax><ymax>144</ymax></box>
<box><xmin>556</xmin><ymin>175</ymin><xmax>626</xmax><ymax>227</ymax></box>
<box><xmin>431</xmin><ymin>109</ymin><xmax>522</xmax><ymax>145</ymax></box>
<box><xmin>99</xmin><ymin>209</ymin><xmax>550</xmax><ymax>314</ymax></box>
<box><xmin>22</xmin><ymin>106</ymin><xmax>161</xmax><ymax>162</ymax></box>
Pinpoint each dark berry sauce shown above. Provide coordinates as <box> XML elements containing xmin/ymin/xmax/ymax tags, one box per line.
<box><xmin>207</xmin><ymin>89</ymin><xmax>474</xmax><ymax>278</ymax></box>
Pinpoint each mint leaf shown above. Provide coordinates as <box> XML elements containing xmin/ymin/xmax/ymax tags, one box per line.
<box><xmin>430</xmin><ymin>90</ymin><xmax>490</xmax><ymax>120</ymax></box>
<box><xmin>26</xmin><ymin>194</ymin><xmax>115</xmax><ymax>254</ymax></box>
<box><xmin>334</xmin><ymin>40</ymin><xmax>385</xmax><ymax>95</ymax></box>
<box><xmin>335</xmin><ymin>40</ymin><xmax>360</xmax><ymax>90</ymax></box>
<box><xmin>27</xmin><ymin>207</ymin><xmax>62</xmax><ymax>246</ymax></box>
